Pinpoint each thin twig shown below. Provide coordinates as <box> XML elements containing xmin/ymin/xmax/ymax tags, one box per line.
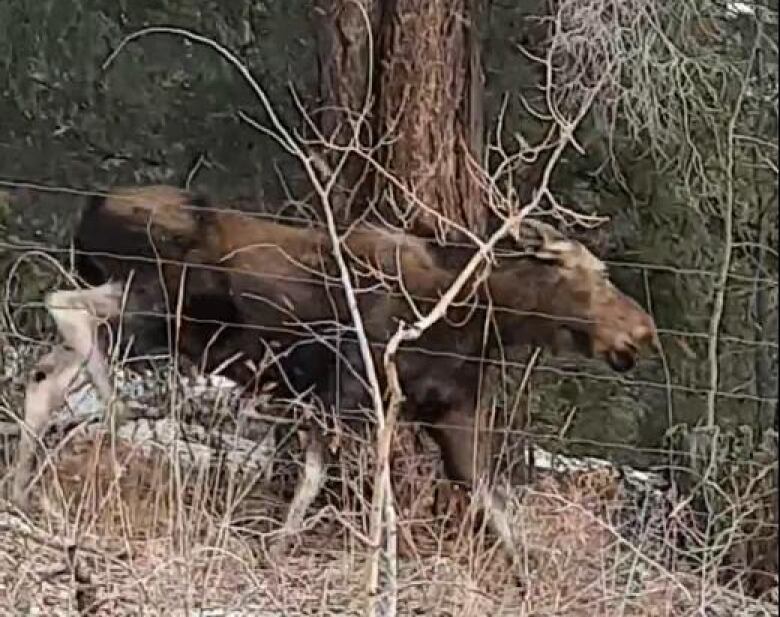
<box><xmin>704</xmin><ymin>19</ymin><xmax>762</xmax><ymax>427</ymax></box>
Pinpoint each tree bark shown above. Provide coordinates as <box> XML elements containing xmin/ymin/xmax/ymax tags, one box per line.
<box><xmin>315</xmin><ymin>0</ymin><xmax>487</xmax><ymax>240</ymax></box>
<box><xmin>313</xmin><ymin>0</ymin><xmax>380</xmax><ymax>222</ymax></box>
<box><xmin>374</xmin><ymin>0</ymin><xmax>486</xmax><ymax>240</ymax></box>
<box><xmin>751</xmin><ymin>204</ymin><xmax>774</xmax><ymax>429</ymax></box>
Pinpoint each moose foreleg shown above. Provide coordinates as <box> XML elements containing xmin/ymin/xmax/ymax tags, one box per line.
<box><xmin>427</xmin><ymin>406</ymin><xmax>525</xmax><ymax>576</ymax></box>
<box><xmin>45</xmin><ymin>283</ymin><xmax>123</xmax><ymax>404</ymax></box>
<box><xmin>268</xmin><ymin>430</ymin><xmax>327</xmax><ymax>559</ymax></box>
<box><xmin>472</xmin><ymin>478</ymin><xmax>522</xmax><ymax>567</ymax></box>
<box><xmin>11</xmin><ymin>346</ymin><xmax>83</xmax><ymax>509</ymax></box>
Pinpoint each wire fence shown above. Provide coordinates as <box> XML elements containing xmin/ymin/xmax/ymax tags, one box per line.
<box><xmin>0</xmin><ymin>181</ymin><xmax>777</xmax><ymax>440</ymax></box>
<box><xmin>0</xmin><ymin>0</ymin><xmax>776</xmax><ymax>610</ymax></box>
<box><xmin>2</xmin><ymin>177</ymin><xmax>777</xmax><ymax>287</ymax></box>
<box><xmin>0</xmin><ymin>180</ymin><xmax>777</xmax><ymax>615</ymax></box>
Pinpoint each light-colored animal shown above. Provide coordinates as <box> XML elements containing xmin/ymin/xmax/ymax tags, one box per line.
<box><xmin>12</xmin><ymin>185</ymin><xmax>658</xmax><ymax>568</ymax></box>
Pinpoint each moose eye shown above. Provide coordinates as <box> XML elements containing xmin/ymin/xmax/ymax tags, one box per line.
<box><xmin>31</xmin><ymin>370</ymin><xmax>48</xmax><ymax>384</ymax></box>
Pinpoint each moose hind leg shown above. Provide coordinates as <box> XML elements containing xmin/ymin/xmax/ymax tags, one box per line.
<box><xmin>268</xmin><ymin>430</ymin><xmax>327</xmax><ymax>559</ymax></box>
<box><xmin>11</xmin><ymin>346</ymin><xmax>83</xmax><ymax>509</ymax></box>
<box><xmin>426</xmin><ymin>406</ymin><xmax>522</xmax><ymax>571</ymax></box>
<box><xmin>45</xmin><ymin>283</ymin><xmax>123</xmax><ymax>403</ymax></box>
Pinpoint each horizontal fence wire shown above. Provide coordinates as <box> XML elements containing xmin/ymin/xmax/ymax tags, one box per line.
<box><xmin>3</xmin><ymin>300</ymin><xmax>777</xmax><ymax>406</ymax></box>
<box><xmin>2</xmin><ymin>240</ymin><xmax>777</xmax><ymax>353</ymax></box>
<box><xmin>1</xmin><ymin>371</ymin><xmax>773</xmax><ymax>472</ymax></box>
<box><xmin>1</xmin><ymin>340</ymin><xmax>776</xmax><ymax>472</ymax></box>
<box><xmin>1</xmin><ymin>177</ymin><xmax>777</xmax><ymax>287</ymax></box>
<box><xmin>0</xmin><ymin>242</ymin><xmax>778</xmax><ymax>410</ymax></box>
<box><xmin>1</xmin><ymin>181</ymin><xmax>777</xmax><ymax>457</ymax></box>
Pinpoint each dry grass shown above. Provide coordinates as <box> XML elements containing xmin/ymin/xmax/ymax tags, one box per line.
<box><xmin>0</xmin><ymin>431</ymin><xmax>776</xmax><ymax>616</ymax></box>
<box><xmin>0</xmin><ymin>346</ymin><xmax>776</xmax><ymax>616</ymax></box>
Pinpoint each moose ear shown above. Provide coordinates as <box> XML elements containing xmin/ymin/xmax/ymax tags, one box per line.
<box><xmin>513</xmin><ymin>219</ymin><xmax>573</xmax><ymax>264</ymax></box>
<box><xmin>534</xmin><ymin>238</ymin><xmax>575</xmax><ymax>263</ymax></box>
<box><xmin>513</xmin><ymin>218</ymin><xmax>608</xmax><ymax>273</ymax></box>
<box><xmin>514</xmin><ymin>219</ymin><xmax>566</xmax><ymax>246</ymax></box>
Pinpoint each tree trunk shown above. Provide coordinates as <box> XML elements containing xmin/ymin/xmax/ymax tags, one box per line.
<box><xmin>315</xmin><ymin>0</ymin><xmax>487</xmax><ymax>240</ymax></box>
<box><xmin>375</xmin><ymin>0</ymin><xmax>485</xmax><ymax>240</ymax></box>
<box><xmin>313</xmin><ymin>0</ymin><xmax>380</xmax><ymax>222</ymax></box>
<box><xmin>751</xmin><ymin>204</ymin><xmax>775</xmax><ymax>429</ymax></box>
<box><xmin>749</xmin><ymin>39</ymin><xmax>776</xmax><ymax>431</ymax></box>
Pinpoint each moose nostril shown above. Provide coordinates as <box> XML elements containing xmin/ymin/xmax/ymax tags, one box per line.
<box><xmin>31</xmin><ymin>370</ymin><xmax>48</xmax><ymax>384</ymax></box>
<box><xmin>608</xmin><ymin>350</ymin><xmax>636</xmax><ymax>372</ymax></box>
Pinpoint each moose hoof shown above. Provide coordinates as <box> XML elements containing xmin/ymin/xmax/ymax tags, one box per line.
<box><xmin>266</xmin><ymin>529</ymin><xmax>302</xmax><ymax>564</ymax></box>
<box><xmin>107</xmin><ymin>400</ymin><xmax>131</xmax><ymax>427</ymax></box>
<box><xmin>267</xmin><ymin>537</ymin><xmax>290</xmax><ymax>562</ymax></box>
<box><xmin>9</xmin><ymin>485</ymin><xmax>31</xmax><ymax>513</ymax></box>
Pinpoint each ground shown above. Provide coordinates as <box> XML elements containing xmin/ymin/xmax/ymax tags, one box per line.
<box><xmin>0</xmin><ymin>345</ymin><xmax>777</xmax><ymax>616</ymax></box>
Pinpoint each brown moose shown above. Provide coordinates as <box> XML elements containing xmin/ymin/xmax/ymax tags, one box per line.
<box><xmin>12</xmin><ymin>185</ymin><xmax>657</xmax><ymax>567</ymax></box>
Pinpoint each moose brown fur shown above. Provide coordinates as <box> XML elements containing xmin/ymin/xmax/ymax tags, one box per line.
<box><xmin>13</xmin><ymin>185</ymin><xmax>657</xmax><ymax>566</ymax></box>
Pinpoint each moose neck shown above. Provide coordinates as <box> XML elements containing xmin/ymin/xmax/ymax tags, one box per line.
<box><xmin>482</xmin><ymin>261</ymin><xmax>588</xmax><ymax>349</ymax></box>
<box><xmin>381</xmin><ymin>258</ymin><xmax>591</xmax><ymax>352</ymax></box>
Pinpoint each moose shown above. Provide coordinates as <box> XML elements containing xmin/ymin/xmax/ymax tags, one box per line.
<box><xmin>12</xmin><ymin>185</ymin><xmax>658</xmax><ymax>567</ymax></box>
